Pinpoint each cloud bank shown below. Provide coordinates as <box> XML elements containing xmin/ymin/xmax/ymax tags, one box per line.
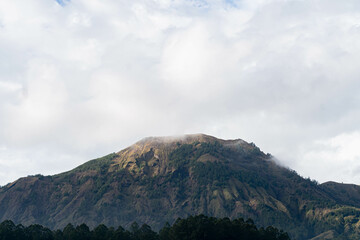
<box><xmin>1</xmin><ymin>0</ymin><xmax>360</xmax><ymax>185</ymax></box>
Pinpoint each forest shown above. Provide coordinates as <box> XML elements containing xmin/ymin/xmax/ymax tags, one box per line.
<box><xmin>0</xmin><ymin>215</ymin><xmax>290</xmax><ymax>240</ymax></box>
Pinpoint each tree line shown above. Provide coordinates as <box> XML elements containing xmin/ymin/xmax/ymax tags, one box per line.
<box><xmin>0</xmin><ymin>215</ymin><xmax>290</xmax><ymax>240</ymax></box>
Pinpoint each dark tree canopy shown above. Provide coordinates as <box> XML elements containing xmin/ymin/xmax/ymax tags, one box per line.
<box><xmin>0</xmin><ymin>215</ymin><xmax>290</xmax><ymax>240</ymax></box>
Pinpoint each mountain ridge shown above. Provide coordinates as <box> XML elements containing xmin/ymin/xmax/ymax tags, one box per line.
<box><xmin>1</xmin><ymin>134</ymin><xmax>360</xmax><ymax>239</ymax></box>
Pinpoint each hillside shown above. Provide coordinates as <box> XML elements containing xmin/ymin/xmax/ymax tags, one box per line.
<box><xmin>1</xmin><ymin>134</ymin><xmax>360</xmax><ymax>239</ymax></box>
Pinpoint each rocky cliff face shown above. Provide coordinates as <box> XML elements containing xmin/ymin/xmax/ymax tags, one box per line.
<box><xmin>1</xmin><ymin>134</ymin><xmax>360</xmax><ymax>239</ymax></box>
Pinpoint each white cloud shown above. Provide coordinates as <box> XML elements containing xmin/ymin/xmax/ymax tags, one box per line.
<box><xmin>3</xmin><ymin>59</ymin><xmax>67</xmax><ymax>144</ymax></box>
<box><xmin>0</xmin><ymin>81</ymin><xmax>22</xmax><ymax>93</ymax></box>
<box><xmin>295</xmin><ymin>132</ymin><xmax>360</xmax><ymax>184</ymax></box>
<box><xmin>1</xmin><ymin>0</ymin><xmax>360</xmax><ymax>185</ymax></box>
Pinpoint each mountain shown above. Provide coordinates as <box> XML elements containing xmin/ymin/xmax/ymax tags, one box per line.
<box><xmin>1</xmin><ymin>134</ymin><xmax>360</xmax><ymax>239</ymax></box>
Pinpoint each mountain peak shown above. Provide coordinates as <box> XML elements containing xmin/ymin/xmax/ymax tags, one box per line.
<box><xmin>132</xmin><ymin>133</ymin><xmax>249</xmax><ymax>150</ymax></box>
<box><xmin>112</xmin><ymin>134</ymin><xmax>223</xmax><ymax>174</ymax></box>
<box><xmin>109</xmin><ymin>134</ymin><xmax>262</xmax><ymax>177</ymax></box>
<box><xmin>136</xmin><ymin>133</ymin><xmax>219</xmax><ymax>145</ymax></box>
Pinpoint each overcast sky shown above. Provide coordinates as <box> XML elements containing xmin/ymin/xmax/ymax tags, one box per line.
<box><xmin>1</xmin><ymin>0</ymin><xmax>360</xmax><ymax>185</ymax></box>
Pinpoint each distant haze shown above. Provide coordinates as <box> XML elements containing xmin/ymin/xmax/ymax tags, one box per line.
<box><xmin>1</xmin><ymin>0</ymin><xmax>360</xmax><ymax>185</ymax></box>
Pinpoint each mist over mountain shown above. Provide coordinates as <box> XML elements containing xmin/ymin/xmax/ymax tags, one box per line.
<box><xmin>1</xmin><ymin>134</ymin><xmax>360</xmax><ymax>239</ymax></box>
